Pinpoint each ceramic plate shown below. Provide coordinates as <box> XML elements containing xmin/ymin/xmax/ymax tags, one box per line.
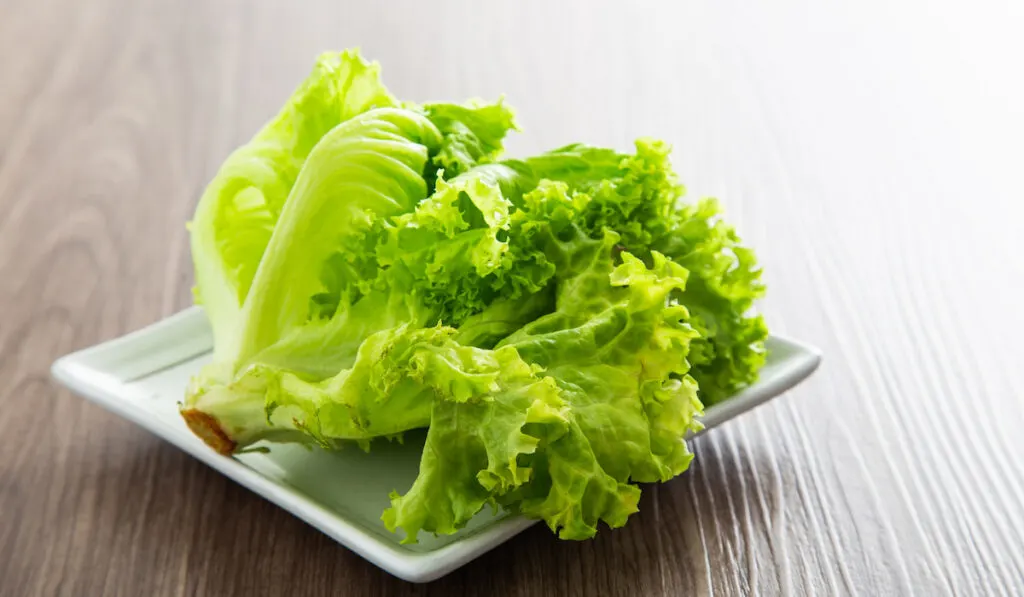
<box><xmin>50</xmin><ymin>307</ymin><xmax>821</xmax><ymax>582</ymax></box>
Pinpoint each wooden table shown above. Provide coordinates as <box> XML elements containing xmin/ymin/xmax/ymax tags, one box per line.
<box><xmin>3</xmin><ymin>0</ymin><xmax>1023</xmax><ymax>595</ymax></box>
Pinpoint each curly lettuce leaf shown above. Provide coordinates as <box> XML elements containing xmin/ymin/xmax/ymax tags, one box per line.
<box><xmin>384</xmin><ymin>224</ymin><xmax>702</xmax><ymax>542</ymax></box>
<box><xmin>380</xmin><ymin>337</ymin><xmax>641</xmax><ymax>543</ymax></box>
<box><xmin>454</xmin><ymin>287</ymin><xmax>556</xmax><ymax>348</ymax></box>
<box><xmin>380</xmin><ymin>343</ymin><xmax>566</xmax><ymax>542</ymax></box>
<box><xmin>419</xmin><ymin>99</ymin><xmax>519</xmax><ymax>186</ymax></box>
<box><xmin>375</xmin><ymin>163</ymin><xmax>547</xmax><ymax>326</ymax></box>
<box><xmin>522</xmin><ymin>139</ymin><xmax>768</xmax><ymax>404</ymax></box>
<box><xmin>653</xmin><ymin>198</ymin><xmax>768</xmax><ymax>403</ymax></box>
<box><xmin>501</xmin><ymin>247</ymin><xmax>703</xmax><ymax>484</ymax></box>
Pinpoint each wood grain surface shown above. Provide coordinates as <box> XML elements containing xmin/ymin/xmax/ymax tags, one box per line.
<box><xmin>3</xmin><ymin>0</ymin><xmax>1024</xmax><ymax>595</ymax></box>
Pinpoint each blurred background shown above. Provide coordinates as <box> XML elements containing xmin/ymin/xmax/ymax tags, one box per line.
<box><xmin>2</xmin><ymin>1</ymin><xmax>1023</xmax><ymax>595</ymax></box>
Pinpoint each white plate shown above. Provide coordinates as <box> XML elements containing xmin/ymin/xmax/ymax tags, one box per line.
<box><xmin>50</xmin><ymin>307</ymin><xmax>821</xmax><ymax>583</ymax></box>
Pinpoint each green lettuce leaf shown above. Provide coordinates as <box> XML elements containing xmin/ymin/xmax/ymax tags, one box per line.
<box><xmin>182</xmin><ymin>106</ymin><xmax>443</xmax><ymax>450</ymax></box>
<box><xmin>520</xmin><ymin>139</ymin><xmax>768</xmax><ymax>404</ymax></box>
<box><xmin>652</xmin><ymin>198</ymin><xmax>768</xmax><ymax>403</ymax></box>
<box><xmin>189</xmin><ymin>50</ymin><xmax>397</xmax><ymax>358</ymax></box>
<box><xmin>380</xmin><ymin>340</ymin><xmax>565</xmax><ymax>542</ymax></box>
<box><xmin>228</xmin><ymin>107</ymin><xmax>442</xmax><ymax>367</ymax></box>
<box><xmin>419</xmin><ymin>99</ymin><xmax>519</xmax><ymax>186</ymax></box>
<box><xmin>374</xmin><ymin>163</ymin><xmax>544</xmax><ymax>326</ymax></box>
<box><xmin>383</xmin><ymin>223</ymin><xmax>703</xmax><ymax>542</ymax></box>
<box><xmin>185</xmin><ymin>325</ymin><xmax>495</xmax><ymax>456</ymax></box>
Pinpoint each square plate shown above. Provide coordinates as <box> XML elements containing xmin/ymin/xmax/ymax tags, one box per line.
<box><xmin>50</xmin><ymin>307</ymin><xmax>821</xmax><ymax>582</ymax></box>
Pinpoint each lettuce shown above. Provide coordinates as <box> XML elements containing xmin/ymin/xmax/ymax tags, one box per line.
<box><xmin>181</xmin><ymin>49</ymin><xmax>767</xmax><ymax>542</ymax></box>
<box><xmin>384</xmin><ymin>232</ymin><xmax>704</xmax><ymax>542</ymax></box>
<box><xmin>188</xmin><ymin>50</ymin><xmax>399</xmax><ymax>359</ymax></box>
